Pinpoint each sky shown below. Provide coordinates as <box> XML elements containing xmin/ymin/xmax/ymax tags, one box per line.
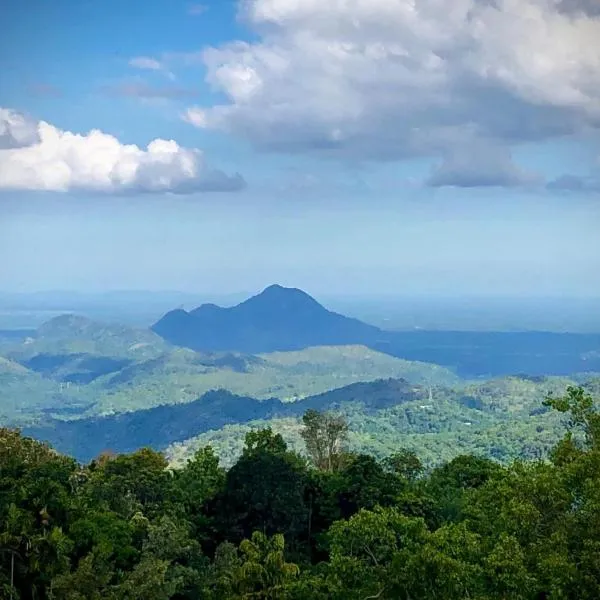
<box><xmin>0</xmin><ymin>0</ymin><xmax>599</xmax><ymax>298</ymax></box>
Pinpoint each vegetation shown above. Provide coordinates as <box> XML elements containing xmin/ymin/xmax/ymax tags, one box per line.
<box><xmin>0</xmin><ymin>314</ymin><xmax>459</xmax><ymax>425</ymax></box>
<box><xmin>2</xmin><ymin>307</ymin><xmax>599</xmax><ymax>430</ymax></box>
<box><xmin>300</xmin><ymin>409</ymin><xmax>348</xmax><ymax>472</ymax></box>
<box><xmin>2</xmin><ymin>386</ymin><xmax>600</xmax><ymax>599</ymax></box>
<box><xmin>24</xmin><ymin>375</ymin><xmax>600</xmax><ymax>464</ymax></box>
<box><xmin>165</xmin><ymin>375</ymin><xmax>599</xmax><ymax>468</ymax></box>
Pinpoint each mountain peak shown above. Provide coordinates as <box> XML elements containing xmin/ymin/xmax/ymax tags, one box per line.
<box><xmin>262</xmin><ymin>284</ymin><xmax>295</xmax><ymax>294</ymax></box>
<box><xmin>242</xmin><ymin>284</ymin><xmax>322</xmax><ymax>310</ymax></box>
<box><xmin>37</xmin><ymin>314</ymin><xmax>95</xmax><ymax>336</ymax></box>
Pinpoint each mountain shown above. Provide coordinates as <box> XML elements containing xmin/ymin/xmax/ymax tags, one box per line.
<box><xmin>0</xmin><ymin>311</ymin><xmax>458</xmax><ymax>424</ymax></box>
<box><xmin>153</xmin><ymin>286</ymin><xmax>600</xmax><ymax>377</ymax></box>
<box><xmin>31</xmin><ymin>314</ymin><xmax>169</xmax><ymax>358</ymax></box>
<box><xmin>0</xmin><ymin>356</ymin><xmax>91</xmax><ymax>427</ymax></box>
<box><xmin>25</xmin><ymin>389</ymin><xmax>284</xmax><ymax>462</ymax></box>
<box><xmin>152</xmin><ymin>284</ymin><xmax>382</xmax><ymax>353</ymax></box>
<box><xmin>3</xmin><ymin>314</ymin><xmax>170</xmax><ymax>376</ymax></box>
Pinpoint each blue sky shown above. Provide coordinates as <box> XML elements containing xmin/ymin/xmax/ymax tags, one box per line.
<box><xmin>1</xmin><ymin>0</ymin><xmax>599</xmax><ymax>297</ymax></box>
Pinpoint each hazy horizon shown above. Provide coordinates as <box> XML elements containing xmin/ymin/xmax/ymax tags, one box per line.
<box><xmin>1</xmin><ymin>287</ymin><xmax>599</xmax><ymax>333</ymax></box>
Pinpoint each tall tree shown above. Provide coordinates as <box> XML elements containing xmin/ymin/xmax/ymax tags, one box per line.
<box><xmin>300</xmin><ymin>410</ymin><xmax>348</xmax><ymax>473</ymax></box>
<box><xmin>214</xmin><ymin>429</ymin><xmax>309</xmax><ymax>544</ymax></box>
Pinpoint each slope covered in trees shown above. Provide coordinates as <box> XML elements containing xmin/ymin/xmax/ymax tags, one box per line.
<box><xmin>2</xmin><ymin>386</ymin><xmax>600</xmax><ymax>599</ymax></box>
<box><xmin>23</xmin><ymin>375</ymin><xmax>596</xmax><ymax>463</ymax></box>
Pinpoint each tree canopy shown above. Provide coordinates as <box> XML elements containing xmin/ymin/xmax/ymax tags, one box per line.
<box><xmin>1</xmin><ymin>386</ymin><xmax>599</xmax><ymax>599</ymax></box>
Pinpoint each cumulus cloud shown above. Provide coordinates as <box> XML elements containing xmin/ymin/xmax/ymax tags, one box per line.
<box><xmin>183</xmin><ymin>0</ymin><xmax>600</xmax><ymax>185</ymax></box>
<box><xmin>427</xmin><ymin>142</ymin><xmax>541</xmax><ymax>188</ymax></box>
<box><xmin>0</xmin><ymin>108</ymin><xmax>41</xmax><ymax>149</ymax></box>
<box><xmin>0</xmin><ymin>108</ymin><xmax>245</xmax><ymax>194</ymax></box>
<box><xmin>557</xmin><ymin>0</ymin><xmax>600</xmax><ymax>17</ymax></box>
<box><xmin>548</xmin><ymin>152</ymin><xmax>600</xmax><ymax>192</ymax></box>
<box><xmin>547</xmin><ymin>174</ymin><xmax>600</xmax><ymax>192</ymax></box>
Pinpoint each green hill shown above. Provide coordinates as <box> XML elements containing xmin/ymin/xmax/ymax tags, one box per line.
<box><xmin>166</xmin><ymin>374</ymin><xmax>596</xmax><ymax>469</ymax></box>
<box><xmin>27</xmin><ymin>375</ymin><xmax>600</xmax><ymax>464</ymax></box>
<box><xmin>0</xmin><ymin>356</ymin><xmax>93</xmax><ymax>426</ymax></box>
<box><xmin>0</xmin><ymin>322</ymin><xmax>460</xmax><ymax>423</ymax></box>
<box><xmin>8</xmin><ymin>314</ymin><xmax>169</xmax><ymax>360</ymax></box>
<box><xmin>83</xmin><ymin>344</ymin><xmax>459</xmax><ymax>416</ymax></box>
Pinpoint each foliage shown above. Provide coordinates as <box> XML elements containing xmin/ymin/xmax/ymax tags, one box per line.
<box><xmin>300</xmin><ymin>409</ymin><xmax>348</xmax><ymax>472</ymax></box>
<box><xmin>2</xmin><ymin>387</ymin><xmax>600</xmax><ymax>599</ymax></box>
<box><xmin>165</xmin><ymin>374</ymin><xmax>597</xmax><ymax>469</ymax></box>
<box><xmin>23</xmin><ymin>374</ymin><xmax>600</xmax><ymax>465</ymax></box>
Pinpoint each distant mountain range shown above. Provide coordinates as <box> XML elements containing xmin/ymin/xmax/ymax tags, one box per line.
<box><xmin>152</xmin><ymin>284</ymin><xmax>600</xmax><ymax>377</ymax></box>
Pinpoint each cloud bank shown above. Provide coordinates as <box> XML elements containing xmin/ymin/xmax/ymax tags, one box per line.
<box><xmin>0</xmin><ymin>109</ymin><xmax>245</xmax><ymax>194</ymax></box>
<box><xmin>184</xmin><ymin>0</ymin><xmax>600</xmax><ymax>185</ymax></box>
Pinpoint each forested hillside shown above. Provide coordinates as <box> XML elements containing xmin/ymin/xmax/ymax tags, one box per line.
<box><xmin>24</xmin><ymin>375</ymin><xmax>600</xmax><ymax>463</ymax></box>
<box><xmin>0</xmin><ymin>314</ymin><xmax>458</xmax><ymax>425</ymax></box>
<box><xmin>2</xmin><ymin>386</ymin><xmax>599</xmax><ymax>599</ymax></box>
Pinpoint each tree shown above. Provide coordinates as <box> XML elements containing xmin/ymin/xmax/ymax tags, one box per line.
<box><xmin>544</xmin><ymin>385</ymin><xmax>600</xmax><ymax>453</ymax></box>
<box><xmin>177</xmin><ymin>446</ymin><xmax>225</xmax><ymax>506</ymax></box>
<box><xmin>383</xmin><ymin>449</ymin><xmax>423</xmax><ymax>482</ymax></box>
<box><xmin>85</xmin><ymin>448</ymin><xmax>174</xmax><ymax>518</ymax></box>
<box><xmin>236</xmin><ymin>532</ymin><xmax>299</xmax><ymax>599</ymax></box>
<box><xmin>426</xmin><ymin>454</ymin><xmax>505</xmax><ymax>522</ymax></box>
<box><xmin>214</xmin><ymin>429</ymin><xmax>309</xmax><ymax>544</ymax></box>
<box><xmin>300</xmin><ymin>410</ymin><xmax>348</xmax><ymax>473</ymax></box>
<box><xmin>176</xmin><ymin>446</ymin><xmax>225</xmax><ymax>546</ymax></box>
<box><xmin>325</xmin><ymin>506</ymin><xmax>430</xmax><ymax>599</ymax></box>
<box><xmin>0</xmin><ymin>429</ymin><xmax>77</xmax><ymax>599</ymax></box>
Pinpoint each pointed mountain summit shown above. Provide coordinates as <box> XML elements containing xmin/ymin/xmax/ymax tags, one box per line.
<box><xmin>152</xmin><ymin>284</ymin><xmax>382</xmax><ymax>353</ymax></box>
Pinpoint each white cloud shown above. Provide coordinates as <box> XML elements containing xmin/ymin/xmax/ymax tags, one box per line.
<box><xmin>129</xmin><ymin>56</ymin><xmax>164</xmax><ymax>71</ymax></box>
<box><xmin>129</xmin><ymin>56</ymin><xmax>175</xmax><ymax>80</ymax></box>
<box><xmin>184</xmin><ymin>0</ymin><xmax>600</xmax><ymax>185</ymax></box>
<box><xmin>0</xmin><ymin>108</ymin><xmax>40</xmax><ymax>149</ymax></box>
<box><xmin>0</xmin><ymin>108</ymin><xmax>245</xmax><ymax>194</ymax></box>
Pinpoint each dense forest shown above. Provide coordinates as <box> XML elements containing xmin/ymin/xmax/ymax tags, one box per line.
<box><xmin>2</xmin><ymin>385</ymin><xmax>599</xmax><ymax>599</ymax></box>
